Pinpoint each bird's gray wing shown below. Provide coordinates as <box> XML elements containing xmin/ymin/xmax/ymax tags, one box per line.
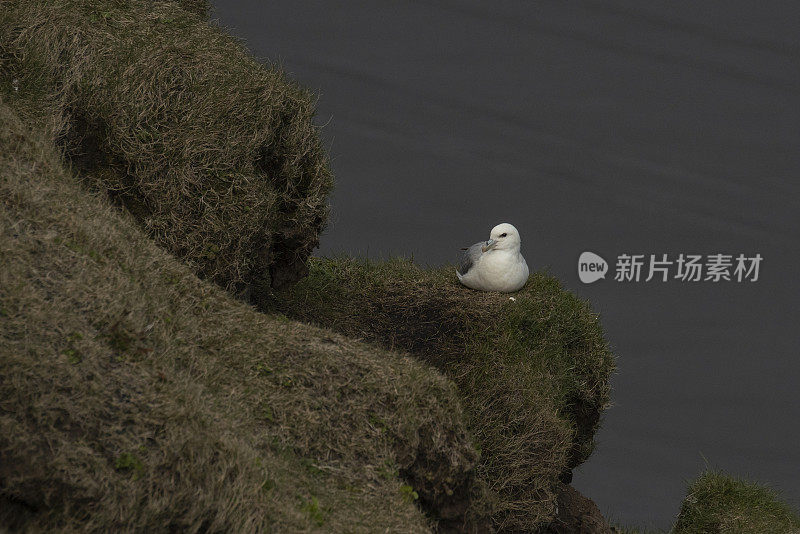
<box><xmin>458</xmin><ymin>242</ymin><xmax>484</xmax><ymax>276</ymax></box>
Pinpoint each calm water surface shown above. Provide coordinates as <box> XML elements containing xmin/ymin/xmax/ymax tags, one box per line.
<box><xmin>213</xmin><ymin>1</ymin><xmax>800</xmax><ymax>528</ymax></box>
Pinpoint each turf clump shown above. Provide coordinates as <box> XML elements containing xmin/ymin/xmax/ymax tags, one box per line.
<box><xmin>0</xmin><ymin>101</ymin><xmax>477</xmax><ymax>532</ymax></box>
<box><xmin>0</xmin><ymin>0</ymin><xmax>332</xmax><ymax>296</ymax></box>
<box><xmin>269</xmin><ymin>257</ymin><xmax>615</xmax><ymax>531</ymax></box>
<box><xmin>673</xmin><ymin>471</ymin><xmax>800</xmax><ymax>534</ymax></box>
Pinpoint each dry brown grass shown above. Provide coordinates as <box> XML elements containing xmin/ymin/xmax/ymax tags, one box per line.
<box><xmin>0</xmin><ymin>99</ymin><xmax>477</xmax><ymax>532</ymax></box>
<box><xmin>269</xmin><ymin>257</ymin><xmax>615</xmax><ymax>531</ymax></box>
<box><xmin>175</xmin><ymin>0</ymin><xmax>211</xmax><ymax>18</ymax></box>
<box><xmin>0</xmin><ymin>0</ymin><xmax>332</xmax><ymax>297</ymax></box>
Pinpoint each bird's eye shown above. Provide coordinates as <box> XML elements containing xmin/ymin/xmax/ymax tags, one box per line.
<box><xmin>500</xmin><ymin>233</ymin><xmax>507</xmax><ymax>238</ymax></box>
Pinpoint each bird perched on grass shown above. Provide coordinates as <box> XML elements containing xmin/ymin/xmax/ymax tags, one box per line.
<box><xmin>457</xmin><ymin>223</ymin><xmax>529</xmax><ymax>292</ymax></box>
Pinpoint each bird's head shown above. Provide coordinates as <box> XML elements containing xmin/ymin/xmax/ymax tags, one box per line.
<box><xmin>482</xmin><ymin>223</ymin><xmax>521</xmax><ymax>252</ymax></box>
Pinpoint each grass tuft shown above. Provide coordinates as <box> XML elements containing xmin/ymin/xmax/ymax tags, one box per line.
<box><xmin>673</xmin><ymin>471</ymin><xmax>800</xmax><ymax>534</ymax></box>
<box><xmin>301</xmin><ymin>496</ymin><xmax>326</xmax><ymax>527</ymax></box>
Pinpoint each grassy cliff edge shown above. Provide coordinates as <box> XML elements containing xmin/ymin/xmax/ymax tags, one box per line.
<box><xmin>1</xmin><ymin>0</ymin><xmax>332</xmax><ymax>295</ymax></box>
<box><xmin>0</xmin><ymin>1</ymin><xmax>680</xmax><ymax>531</ymax></box>
<box><xmin>0</xmin><ymin>99</ymin><xmax>477</xmax><ymax>532</ymax></box>
<box><xmin>269</xmin><ymin>257</ymin><xmax>616</xmax><ymax>530</ymax></box>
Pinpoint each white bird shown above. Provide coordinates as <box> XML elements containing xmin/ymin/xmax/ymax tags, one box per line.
<box><xmin>456</xmin><ymin>223</ymin><xmax>529</xmax><ymax>292</ymax></box>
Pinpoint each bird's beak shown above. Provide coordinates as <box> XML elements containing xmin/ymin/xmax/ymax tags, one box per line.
<box><xmin>481</xmin><ymin>239</ymin><xmax>497</xmax><ymax>253</ymax></box>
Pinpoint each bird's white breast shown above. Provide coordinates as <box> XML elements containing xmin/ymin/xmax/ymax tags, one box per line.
<box><xmin>459</xmin><ymin>250</ymin><xmax>529</xmax><ymax>292</ymax></box>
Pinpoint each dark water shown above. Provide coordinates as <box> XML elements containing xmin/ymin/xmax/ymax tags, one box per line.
<box><xmin>213</xmin><ymin>1</ymin><xmax>800</xmax><ymax>528</ymax></box>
